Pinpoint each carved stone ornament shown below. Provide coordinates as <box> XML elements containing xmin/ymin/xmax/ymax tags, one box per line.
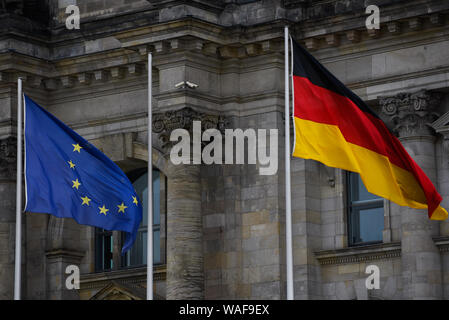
<box><xmin>0</xmin><ymin>137</ymin><xmax>17</xmax><ymax>179</ymax></box>
<box><xmin>46</xmin><ymin>215</ymin><xmax>65</xmax><ymax>250</ymax></box>
<box><xmin>380</xmin><ymin>90</ymin><xmax>442</xmax><ymax>138</ymax></box>
<box><xmin>152</xmin><ymin>107</ymin><xmax>226</xmax><ymax>154</ymax></box>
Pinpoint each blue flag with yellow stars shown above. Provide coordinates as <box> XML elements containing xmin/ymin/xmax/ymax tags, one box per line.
<box><xmin>24</xmin><ymin>95</ymin><xmax>143</xmax><ymax>255</ymax></box>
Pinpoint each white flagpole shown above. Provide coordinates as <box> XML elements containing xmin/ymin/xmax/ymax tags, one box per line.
<box><xmin>147</xmin><ymin>53</ymin><xmax>154</xmax><ymax>300</ymax></box>
<box><xmin>284</xmin><ymin>26</ymin><xmax>294</xmax><ymax>300</ymax></box>
<box><xmin>14</xmin><ymin>78</ymin><xmax>23</xmax><ymax>300</ymax></box>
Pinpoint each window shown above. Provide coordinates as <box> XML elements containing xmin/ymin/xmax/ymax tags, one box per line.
<box><xmin>347</xmin><ymin>172</ymin><xmax>384</xmax><ymax>246</ymax></box>
<box><xmin>95</xmin><ymin>168</ymin><xmax>164</xmax><ymax>272</ymax></box>
<box><xmin>122</xmin><ymin>168</ymin><xmax>162</xmax><ymax>267</ymax></box>
<box><xmin>95</xmin><ymin>228</ymin><xmax>113</xmax><ymax>272</ymax></box>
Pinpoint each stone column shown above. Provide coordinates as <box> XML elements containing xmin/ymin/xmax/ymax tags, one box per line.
<box><xmin>152</xmin><ymin>108</ymin><xmax>225</xmax><ymax>300</ymax></box>
<box><xmin>0</xmin><ymin>137</ymin><xmax>19</xmax><ymax>299</ymax></box>
<box><xmin>166</xmin><ymin>164</ymin><xmax>203</xmax><ymax>299</ymax></box>
<box><xmin>45</xmin><ymin>216</ymin><xmax>84</xmax><ymax>300</ymax></box>
<box><xmin>381</xmin><ymin>91</ymin><xmax>443</xmax><ymax>299</ymax></box>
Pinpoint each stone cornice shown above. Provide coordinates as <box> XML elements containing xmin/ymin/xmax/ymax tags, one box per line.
<box><xmin>45</xmin><ymin>249</ymin><xmax>85</xmax><ymax>260</ymax></box>
<box><xmin>1</xmin><ymin>0</ymin><xmax>447</xmax><ymax>51</ymax></box>
<box><xmin>0</xmin><ymin>3</ymin><xmax>448</xmax><ymax>94</ymax></box>
<box><xmin>316</xmin><ymin>237</ymin><xmax>449</xmax><ymax>266</ymax></box>
<box><xmin>315</xmin><ymin>242</ymin><xmax>402</xmax><ymax>266</ymax></box>
<box><xmin>434</xmin><ymin>236</ymin><xmax>449</xmax><ymax>253</ymax></box>
<box><xmin>0</xmin><ymin>33</ymin><xmax>284</xmax><ymax>92</ymax></box>
<box><xmin>299</xmin><ymin>10</ymin><xmax>449</xmax><ymax>51</ymax></box>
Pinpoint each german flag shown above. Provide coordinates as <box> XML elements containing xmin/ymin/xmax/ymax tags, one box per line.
<box><xmin>291</xmin><ymin>38</ymin><xmax>447</xmax><ymax>220</ymax></box>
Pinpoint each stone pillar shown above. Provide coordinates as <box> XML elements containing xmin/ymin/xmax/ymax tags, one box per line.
<box><xmin>45</xmin><ymin>216</ymin><xmax>84</xmax><ymax>300</ymax></box>
<box><xmin>152</xmin><ymin>108</ymin><xmax>225</xmax><ymax>300</ymax></box>
<box><xmin>0</xmin><ymin>137</ymin><xmax>19</xmax><ymax>299</ymax></box>
<box><xmin>381</xmin><ymin>91</ymin><xmax>443</xmax><ymax>299</ymax></box>
<box><xmin>291</xmin><ymin>158</ymin><xmax>323</xmax><ymax>300</ymax></box>
<box><xmin>166</xmin><ymin>164</ymin><xmax>203</xmax><ymax>299</ymax></box>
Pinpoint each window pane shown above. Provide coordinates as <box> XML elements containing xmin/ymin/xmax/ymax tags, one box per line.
<box><xmin>122</xmin><ymin>169</ymin><xmax>162</xmax><ymax>268</ymax></box>
<box><xmin>126</xmin><ymin>231</ymin><xmax>144</xmax><ymax>266</ymax></box>
<box><xmin>350</xmin><ymin>172</ymin><xmax>379</xmax><ymax>201</ymax></box>
<box><xmin>142</xmin><ymin>231</ymin><xmax>147</xmax><ymax>265</ymax></box>
<box><xmin>110</xmin><ymin>236</ymin><xmax>114</xmax><ymax>269</ymax></box>
<box><xmin>132</xmin><ymin>170</ymin><xmax>161</xmax><ymax>226</ymax></box>
<box><xmin>133</xmin><ymin>173</ymin><xmax>148</xmax><ymax>227</ymax></box>
<box><xmin>153</xmin><ymin>170</ymin><xmax>160</xmax><ymax>225</ymax></box>
<box><xmin>153</xmin><ymin>230</ymin><xmax>160</xmax><ymax>264</ymax></box>
<box><xmin>95</xmin><ymin>229</ymin><xmax>113</xmax><ymax>272</ymax></box>
<box><xmin>348</xmin><ymin>172</ymin><xmax>384</xmax><ymax>246</ymax></box>
<box><xmin>357</xmin><ymin>207</ymin><xmax>384</xmax><ymax>243</ymax></box>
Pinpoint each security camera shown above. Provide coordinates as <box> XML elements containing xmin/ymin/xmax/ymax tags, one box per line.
<box><xmin>174</xmin><ymin>81</ymin><xmax>199</xmax><ymax>89</ymax></box>
<box><xmin>185</xmin><ymin>81</ymin><xmax>199</xmax><ymax>89</ymax></box>
<box><xmin>175</xmin><ymin>81</ymin><xmax>186</xmax><ymax>88</ymax></box>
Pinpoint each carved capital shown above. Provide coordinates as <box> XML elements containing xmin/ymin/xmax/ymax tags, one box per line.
<box><xmin>380</xmin><ymin>91</ymin><xmax>442</xmax><ymax>138</ymax></box>
<box><xmin>152</xmin><ymin>108</ymin><xmax>226</xmax><ymax>155</ymax></box>
<box><xmin>0</xmin><ymin>137</ymin><xmax>17</xmax><ymax>180</ymax></box>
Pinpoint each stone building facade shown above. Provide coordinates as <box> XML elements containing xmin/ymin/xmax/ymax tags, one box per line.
<box><xmin>1</xmin><ymin>0</ymin><xmax>449</xmax><ymax>300</ymax></box>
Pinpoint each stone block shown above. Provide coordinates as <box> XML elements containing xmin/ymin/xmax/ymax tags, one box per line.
<box><xmin>204</xmin><ymin>214</ymin><xmax>225</xmax><ymax>229</ymax></box>
<box><xmin>249</xmin><ymin>222</ymin><xmax>279</xmax><ymax>238</ymax></box>
<box><xmin>335</xmin><ymin>281</ymin><xmax>356</xmax><ymax>300</ymax></box>
<box><xmin>243</xmin><ymin>248</ymin><xmax>279</xmax><ymax>267</ymax></box>
<box><xmin>242</xmin><ymin>211</ymin><xmax>269</xmax><ymax>226</ymax></box>
<box><xmin>338</xmin><ymin>264</ymin><xmax>360</xmax><ymax>275</ymax></box>
<box><xmin>251</xmin><ymin>281</ymin><xmax>280</xmax><ymax>299</ymax></box>
<box><xmin>322</xmin><ymin>282</ymin><xmax>336</xmax><ymax>298</ymax></box>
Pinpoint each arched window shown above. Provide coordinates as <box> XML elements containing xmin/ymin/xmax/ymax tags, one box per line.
<box><xmin>94</xmin><ymin>168</ymin><xmax>166</xmax><ymax>272</ymax></box>
<box><xmin>123</xmin><ymin>169</ymin><xmax>163</xmax><ymax>267</ymax></box>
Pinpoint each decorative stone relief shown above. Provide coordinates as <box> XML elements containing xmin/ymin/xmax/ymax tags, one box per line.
<box><xmin>152</xmin><ymin>107</ymin><xmax>226</xmax><ymax>155</ymax></box>
<box><xmin>0</xmin><ymin>137</ymin><xmax>16</xmax><ymax>180</ymax></box>
<box><xmin>46</xmin><ymin>215</ymin><xmax>65</xmax><ymax>250</ymax></box>
<box><xmin>431</xmin><ymin>111</ymin><xmax>449</xmax><ymax>159</ymax></box>
<box><xmin>380</xmin><ymin>90</ymin><xmax>442</xmax><ymax>138</ymax></box>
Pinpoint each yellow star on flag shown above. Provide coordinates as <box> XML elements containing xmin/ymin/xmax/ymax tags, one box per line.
<box><xmin>117</xmin><ymin>202</ymin><xmax>128</xmax><ymax>213</ymax></box>
<box><xmin>68</xmin><ymin>160</ymin><xmax>76</xmax><ymax>169</ymax></box>
<box><xmin>72</xmin><ymin>143</ymin><xmax>83</xmax><ymax>153</ymax></box>
<box><xmin>99</xmin><ymin>205</ymin><xmax>109</xmax><ymax>216</ymax></box>
<box><xmin>72</xmin><ymin>179</ymin><xmax>81</xmax><ymax>190</ymax></box>
<box><xmin>81</xmin><ymin>196</ymin><xmax>91</xmax><ymax>206</ymax></box>
<box><xmin>132</xmin><ymin>196</ymin><xmax>138</xmax><ymax>206</ymax></box>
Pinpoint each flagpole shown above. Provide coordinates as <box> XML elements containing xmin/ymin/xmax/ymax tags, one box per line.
<box><xmin>284</xmin><ymin>26</ymin><xmax>294</xmax><ymax>300</ymax></box>
<box><xmin>147</xmin><ymin>53</ymin><xmax>154</xmax><ymax>300</ymax></box>
<box><xmin>14</xmin><ymin>78</ymin><xmax>23</xmax><ymax>300</ymax></box>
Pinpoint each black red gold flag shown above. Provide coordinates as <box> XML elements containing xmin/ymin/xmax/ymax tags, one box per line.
<box><xmin>291</xmin><ymin>39</ymin><xmax>447</xmax><ymax>220</ymax></box>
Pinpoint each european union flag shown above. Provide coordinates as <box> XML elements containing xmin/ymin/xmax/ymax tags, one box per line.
<box><xmin>24</xmin><ymin>95</ymin><xmax>143</xmax><ymax>254</ymax></box>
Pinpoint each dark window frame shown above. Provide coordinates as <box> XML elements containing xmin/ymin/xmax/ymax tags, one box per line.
<box><xmin>94</xmin><ymin>228</ymin><xmax>113</xmax><ymax>272</ymax></box>
<box><xmin>121</xmin><ymin>168</ymin><xmax>164</xmax><ymax>269</ymax></box>
<box><xmin>346</xmin><ymin>172</ymin><xmax>384</xmax><ymax>247</ymax></box>
<box><xmin>94</xmin><ymin>167</ymin><xmax>166</xmax><ymax>272</ymax></box>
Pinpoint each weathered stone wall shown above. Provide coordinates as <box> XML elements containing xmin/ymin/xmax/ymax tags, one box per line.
<box><xmin>0</xmin><ymin>86</ymin><xmax>22</xmax><ymax>300</ymax></box>
<box><xmin>320</xmin><ymin>258</ymin><xmax>402</xmax><ymax>300</ymax></box>
<box><xmin>1</xmin><ymin>0</ymin><xmax>449</xmax><ymax>300</ymax></box>
<box><xmin>202</xmin><ymin>111</ymin><xmax>284</xmax><ymax>299</ymax></box>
